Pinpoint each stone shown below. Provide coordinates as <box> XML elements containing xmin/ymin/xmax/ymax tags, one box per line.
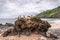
<box><xmin>2</xmin><ymin>16</ymin><xmax>51</xmax><ymax>37</ymax></box>
<box><xmin>5</xmin><ymin>23</ymin><xmax>13</xmax><ymax>26</ymax></box>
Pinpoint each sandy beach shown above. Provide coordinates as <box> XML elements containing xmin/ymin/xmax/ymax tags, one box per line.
<box><xmin>0</xmin><ymin>34</ymin><xmax>47</xmax><ymax>40</ymax></box>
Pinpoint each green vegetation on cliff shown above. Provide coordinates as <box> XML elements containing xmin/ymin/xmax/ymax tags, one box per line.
<box><xmin>34</xmin><ymin>6</ymin><xmax>60</xmax><ymax>18</ymax></box>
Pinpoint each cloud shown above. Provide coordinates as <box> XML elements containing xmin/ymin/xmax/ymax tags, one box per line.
<box><xmin>0</xmin><ymin>0</ymin><xmax>60</xmax><ymax>18</ymax></box>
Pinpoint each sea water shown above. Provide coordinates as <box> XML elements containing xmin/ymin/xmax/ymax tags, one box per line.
<box><xmin>0</xmin><ymin>18</ymin><xmax>17</xmax><ymax>25</ymax></box>
<box><xmin>41</xmin><ymin>18</ymin><xmax>60</xmax><ymax>23</ymax></box>
<box><xmin>0</xmin><ymin>18</ymin><xmax>60</xmax><ymax>24</ymax></box>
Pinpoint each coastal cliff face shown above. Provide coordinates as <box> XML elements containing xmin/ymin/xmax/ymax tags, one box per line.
<box><xmin>34</xmin><ymin>6</ymin><xmax>60</xmax><ymax>18</ymax></box>
<box><xmin>2</xmin><ymin>16</ymin><xmax>51</xmax><ymax>37</ymax></box>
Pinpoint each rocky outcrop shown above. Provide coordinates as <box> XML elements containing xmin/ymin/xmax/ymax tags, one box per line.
<box><xmin>0</xmin><ymin>24</ymin><xmax>3</xmax><ymax>26</ymax></box>
<box><xmin>5</xmin><ymin>23</ymin><xmax>13</xmax><ymax>26</ymax></box>
<box><xmin>2</xmin><ymin>16</ymin><xmax>51</xmax><ymax>37</ymax></box>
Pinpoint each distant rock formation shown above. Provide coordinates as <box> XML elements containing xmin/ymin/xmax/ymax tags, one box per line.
<box><xmin>2</xmin><ymin>16</ymin><xmax>51</xmax><ymax>37</ymax></box>
<box><xmin>0</xmin><ymin>24</ymin><xmax>2</xmax><ymax>26</ymax></box>
<box><xmin>5</xmin><ymin>23</ymin><xmax>13</xmax><ymax>26</ymax></box>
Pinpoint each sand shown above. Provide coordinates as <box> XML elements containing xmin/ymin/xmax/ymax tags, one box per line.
<box><xmin>0</xmin><ymin>34</ymin><xmax>47</xmax><ymax>40</ymax></box>
<box><xmin>50</xmin><ymin>22</ymin><xmax>60</xmax><ymax>29</ymax></box>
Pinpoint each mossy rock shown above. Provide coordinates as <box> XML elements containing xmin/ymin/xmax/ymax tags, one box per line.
<box><xmin>14</xmin><ymin>16</ymin><xmax>51</xmax><ymax>34</ymax></box>
<box><xmin>2</xmin><ymin>16</ymin><xmax>51</xmax><ymax>37</ymax></box>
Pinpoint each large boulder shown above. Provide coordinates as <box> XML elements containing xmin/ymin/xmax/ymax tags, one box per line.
<box><xmin>14</xmin><ymin>16</ymin><xmax>51</xmax><ymax>35</ymax></box>
<box><xmin>2</xmin><ymin>16</ymin><xmax>51</xmax><ymax>37</ymax></box>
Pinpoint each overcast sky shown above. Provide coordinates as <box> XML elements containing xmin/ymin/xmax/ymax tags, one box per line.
<box><xmin>0</xmin><ymin>0</ymin><xmax>60</xmax><ymax>18</ymax></box>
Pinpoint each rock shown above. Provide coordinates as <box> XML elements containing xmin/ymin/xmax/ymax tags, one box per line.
<box><xmin>14</xmin><ymin>16</ymin><xmax>51</xmax><ymax>35</ymax></box>
<box><xmin>2</xmin><ymin>27</ymin><xmax>15</xmax><ymax>37</ymax></box>
<box><xmin>22</xmin><ymin>28</ymin><xmax>31</xmax><ymax>36</ymax></box>
<box><xmin>5</xmin><ymin>23</ymin><xmax>13</xmax><ymax>26</ymax></box>
<box><xmin>0</xmin><ymin>23</ymin><xmax>3</xmax><ymax>26</ymax></box>
<box><xmin>50</xmin><ymin>33</ymin><xmax>58</xmax><ymax>39</ymax></box>
<box><xmin>2</xmin><ymin>16</ymin><xmax>51</xmax><ymax>37</ymax></box>
<box><xmin>2</xmin><ymin>29</ymin><xmax>12</xmax><ymax>37</ymax></box>
<box><xmin>46</xmin><ymin>29</ymin><xmax>59</xmax><ymax>39</ymax></box>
